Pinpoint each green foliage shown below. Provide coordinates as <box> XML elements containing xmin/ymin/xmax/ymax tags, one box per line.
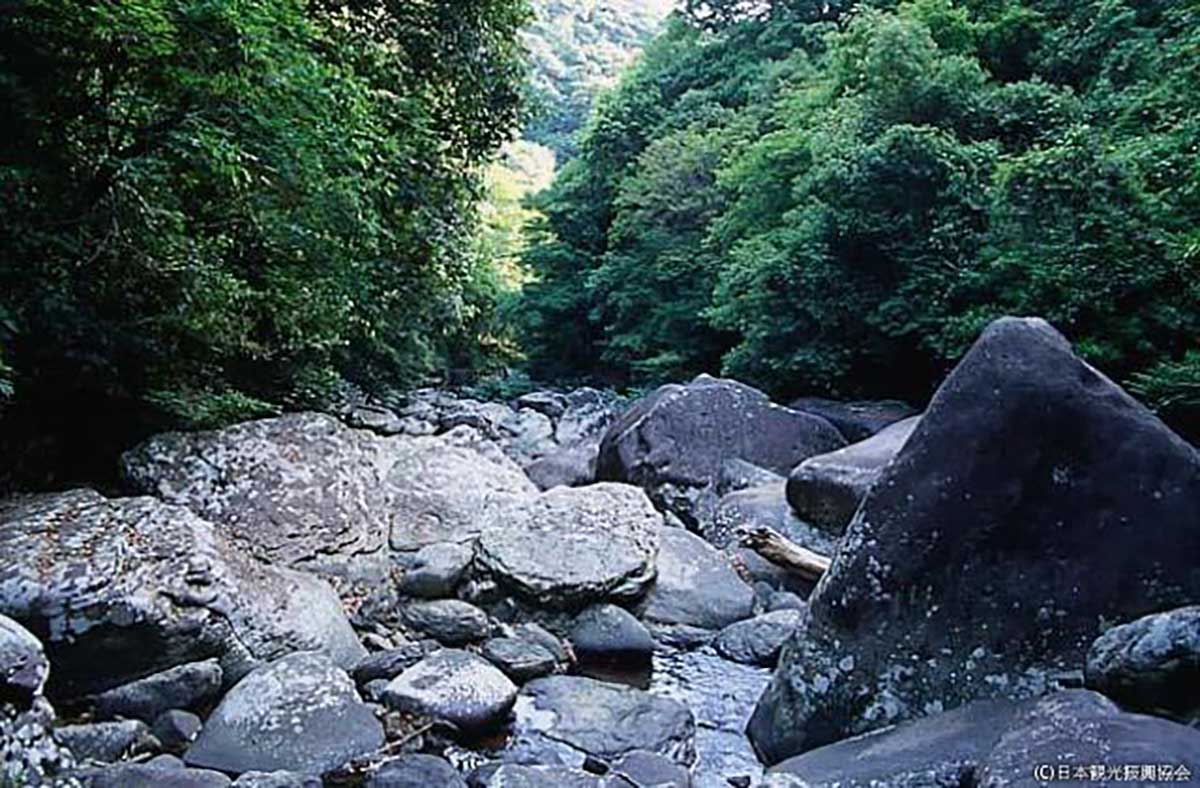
<box><xmin>0</xmin><ymin>0</ymin><xmax>529</xmax><ymax>488</ymax></box>
<box><xmin>516</xmin><ymin>0</ymin><xmax>1200</xmax><ymax>421</ymax></box>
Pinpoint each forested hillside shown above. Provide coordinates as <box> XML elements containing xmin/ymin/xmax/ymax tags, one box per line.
<box><xmin>0</xmin><ymin>0</ymin><xmax>530</xmax><ymax>487</ymax></box>
<box><xmin>516</xmin><ymin>0</ymin><xmax>1200</xmax><ymax>433</ymax></box>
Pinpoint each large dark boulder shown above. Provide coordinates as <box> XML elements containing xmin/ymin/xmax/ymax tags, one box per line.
<box><xmin>598</xmin><ymin>375</ymin><xmax>844</xmax><ymax>528</ymax></box>
<box><xmin>786</xmin><ymin>398</ymin><xmax>919</xmax><ymax>443</ymax></box>
<box><xmin>976</xmin><ymin>691</ymin><xmax>1200</xmax><ymax>787</ymax></box>
<box><xmin>769</xmin><ymin>698</ymin><xmax>1031</xmax><ymax>788</ymax></box>
<box><xmin>0</xmin><ymin>490</ymin><xmax>364</xmax><ymax>699</ymax></box>
<box><xmin>749</xmin><ymin>317</ymin><xmax>1200</xmax><ymax>764</ymax></box>
<box><xmin>1084</xmin><ymin>605</ymin><xmax>1200</xmax><ymax>722</ymax></box>
<box><xmin>786</xmin><ymin>415</ymin><xmax>920</xmax><ymax>533</ymax></box>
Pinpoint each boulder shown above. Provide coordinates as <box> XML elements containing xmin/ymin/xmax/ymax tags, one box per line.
<box><xmin>608</xmin><ymin>750</ymin><xmax>692</xmax><ymax>787</ymax></box>
<box><xmin>525</xmin><ymin>444</ymin><xmax>599</xmax><ymax>491</ymax></box>
<box><xmin>480</xmin><ymin>638</ymin><xmax>558</xmax><ymax>682</ymax></box>
<box><xmin>386</xmin><ymin>437</ymin><xmax>538</xmax><ymax>551</ymax></box>
<box><xmin>57</xmin><ymin>719</ymin><xmax>157</xmax><ymax>763</ymax></box>
<box><xmin>515</xmin><ymin>391</ymin><xmax>568</xmax><ymax>420</ymax></box>
<box><xmin>749</xmin><ymin>317</ymin><xmax>1200</xmax><ymax>763</ymax></box>
<box><xmin>769</xmin><ymin>698</ymin><xmax>1030</xmax><ymax>788</ymax></box>
<box><xmin>350</xmin><ymin>641</ymin><xmax>438</xmax><ymax>685</ymax></box>
<box><xmin>510</xmin><ymin>676</ymin><xmax>695</xmax><ymax>767</ymax></box>
<box><xmin>570</xmin><ymin>605</ymin><xmax>655</xmax><ymax>662</ymax></box>
<box><xmin>184</xmin><ymin>652</ymin><xmax>383</xmax><ymax>776</ymax></box>
<box><xmin>786</xmin><ymin>398</ymin><xmax>919</xmax><ymax>443</ymax></box>
<box><xmin>152</xmin><ymin>709</ymin><xmax>203</xmax><ymax>751</ymax></box>
<box><xmin>556</xmin><ymin>388</ymin><xmax>623</xmax><ymax>449</ymax></box>
<box><xmin>0</xmin><ymin>613</ymin><xmax>48</xmax><ymax>707</ymax></box>
<box><xmin>598</xmin><ymin>375</ymin><xmax>844</xmax><ymax>528</ymax></box>
<box><xmin>84</xmin><ymin>762</ymin><xmax>232</xmax><ymax>787</ymax></box>
<box><xmin>786</xmin><ymin>415</ymin><xmax>920</xmax><ymax>533</ymax></box>
<box><xmin>483</xmin><ymin>765</ymin><xmax>602</xmax><ymax>787</ymax></box>
<box><xmin>976</xmin><ymin>691</ymin><xmax>1200</xmax><ymax>788</ymax></box>
<box><xmin>401</xmin><ymin>600</ymin><xmax>491</xmax><ymax>646</ymax></box>
<box><xmin>366</xmin><ymin>753</ymin><xmax>467</xmax><ymax>788</ymax></box>
<box><xmin>344</xmin><ymin>405</ymin><xmax>405</xmax><ymax>436</ymax></box>
<box><xmin>93</xmin><ymin>659</ymin><xmax>222</xmax><ymax>722</ymax></box>
<box><xmin>498</xmin><ymin>409</ymin><xmax>558</xmax><ymax>466</ymax></box>
<box><xmin>709</xmin><ymin>483</ymin><xmax>838</xmax><ymax>556</ymax></box>
<box><xmin>122</xmin><ymin>413</ymin><xmax>395</xmax><ymax>571</ymax></box>
<box><xmin>476</xmin><ymin>484</ymin><xmax>661</xmax><ymax>609</ymax></box>
<box><xmin>1084</xmin><ymin>605</ymin><xmax>1200</xmax><ymax>721</ymax></box>
<box><xmin>0</xmin><ymin>490</ymin><xmax>364</xmax><ymax>698</ymax></box>
<box><xmin>232</xmin><ymin>773</ymin><xmax>322</xmax><ymax>788</ymax></box>
<box><xmin>381</xmin><ymin>649</ymin><xmax>517</xmax><ymax>732</ymax></box>
<box><xmin>639</xmin><ymin>527</ymin><xmax>754</xmax><ymax>632</ymax></box>
<box><xmin>397</xmin><ymin>542</ymin><xmax>474</xmax><ymax>598</ymax></box>
<box><xmin>714</xmin><ymin>610</ymin><xmax>803</xmax><ymax>667</ymax></box>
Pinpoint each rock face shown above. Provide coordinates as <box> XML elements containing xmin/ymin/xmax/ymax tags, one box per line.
<box><xmin>1084</xmin><ymin>606</ymin><xmax>1200</xmax><ymax>721</ymax></box>
<box><xmin>511</xmin><ymin>676</ymin><xmax>696</xmax><ymax>767</ymax></box>
<box><xmin>122</xmin><ymin>413</ymin><xmax>395</xmax><ymax>569</ymax></box>
<box><xmin>0</xmin><ymin>490</ymin><xmax>364</xmax><ymax>698</ymax></box>
<box><xmin>597</xmin><ymin>375</ymin><xmax>844</xmax><ymax>528</ymax></box>
<box><xmin>185</xmin><ymin>652</ymin><xmax>384</xmax><ymax>776</ymax></box>
<box><xmin>381</xmin><ymin>649</ymin><xmax>517</xmax><ymax>732</ymax></box>
<box><xmin>976</xmin><ymin>691</ymin><xmax>1200</xmax><ymax>788</ymax></box>
<box><xmin>770</xmin><ymin>698</ymin><xmax>1030</xmax><ymax>788</ymax></box>
<box><xmin>786</xmin><ymin>398</ymin><xmax>918</xmax><ymax>443</ymax></box>
<box><xmin>639</xmin><ymin>527</ymin><xmax>754</xmax><ymax>632</ymax></box>
<box><xmin>748</xmin><ymin>317</ymin><xmax>1200</xmax><ymax>763</ymax></box>
<box><xmin>786</xmin><ymin>415</ymin><xmax>920</xmax><ymax>533</ymax></box>
<box><xmin>476</xmin><ymin>484</ymin><xmax>661</xmax><ymax>609</ymax></box>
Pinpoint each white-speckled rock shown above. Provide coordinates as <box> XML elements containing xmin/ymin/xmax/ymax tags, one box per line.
<box><xmin>185</xmin><ymin>652</ymin><xmax>383</xmax><ymax>776</ymax></box>
<box><xmin>476</xmin><ymin>484</ymin><xmax>661</xmax><ymax>609</ymax></box>
<box><xmin>0</xmin><ymin>490</ymin><xmax>364</xmax><ymax>698</ymax></box>
<box><xmin>381</xmin><ymin>649</ymin><xmax>517</xmax><ymax>732</ymax></box>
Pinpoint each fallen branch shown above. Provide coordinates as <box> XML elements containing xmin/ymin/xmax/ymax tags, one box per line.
<box><xmin>738</xmin><ymin>526</ymin><xmax>832</xmax><ymax>582</ymax></box>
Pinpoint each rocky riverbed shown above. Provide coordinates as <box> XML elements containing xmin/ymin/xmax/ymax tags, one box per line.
<box><xmin>2</xmin><ymin>316</ymin><xmax>1200</xmax><ymax>787</ymax></box>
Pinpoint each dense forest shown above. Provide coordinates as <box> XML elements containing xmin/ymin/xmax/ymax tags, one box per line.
<box><xmin>517</xmin><ymin>0</ymin><xmax>1200</xmax><ymax>431</ymax></box>
<box><xmin>2</xmin><ymin>0</ymin><xmax>1199</xmax><ymax>489</ymax></box>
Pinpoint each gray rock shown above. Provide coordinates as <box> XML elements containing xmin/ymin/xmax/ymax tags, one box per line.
<box><xmin>750</xmin><ymin>318</ymin><xmax>1200</xmax><ymax>764</ymax></box>
<box><xmin>122</xmin><ymin>413</ymin><xmax>395</xmax><ymax>571</ymax></box>
<box><xmin>232</xmin><ymin>772</ymin><xmax>322</xmax><ymax>787</ymax></box>
<box><xmin>498</xmin><ymin>409</ymin><xmax>558</xmax><ymax>465</ymax></box>
<box><xmin>401</xmin><ymin>600</ymin><xmax>490</xmax><ymax>646</ymax></box>
<box><xmin>441</xmin><ymin>399</ymin><xmax>517</xmax><ymax>437</ymax></box>
<box><xmin>57</xmin><ymin>719</ymin><xmax>157</xmax><ymax>763</ymax></box>
<box><xmin>786</xmin><ymin>415</ymin><xmax>920</xmax><ymax>533</ymax></box>
<box><xmin>0</xmin><ymin>490</ymin><xmax>364</xmax><ymax>698</ymax></box>
<box><xmin>511</xmin><ymin>676</ymin><xmax>695</xmax><ymax>767</ymax></box>
<box><xmin>93</xmin><ymin>659</ymin><xmax>223</xmax><ymax>722</ymax></box>
<box><xmin>185</xmin><ymin>652</ymin><xmax>383</xmax><ymax>776</ymax></box>
<box><xmin>608</xmin><ymin>750</ymin><xmax>692</xmax><ymax>787</ymax></box>
<box><xmin>511</xmin><ymin>623</ymin><xmax>571</xmax><ymax>666</ymax></box>
<box><xmin>598</xmin><ymin>375</ymin><xmax>844</xmax><ymax>529</ymax></box>
<box><xmin>977</xmin><ymin>691</ymin><xmax>1200</xmax><ymax>788</ymax></box>
<box><xmin>351</xmin><ymin>641</ymin><xmax>438</xmax><ymax>685</ymax></box>
<box><xmin>556</xmin><ymin>388</ymin><xmax>623</xmax><ymax>449</ymax></box>
<box><xmin>786</xmin><ymin>398</ymin><xmax>919</xmax><ymax>443</ymax></box>
<box><xmin>366</xmin><ymin>753</ymin><xmax>467</xmax><ymax>787</ymax></box>
<box><xmin>344</xmin><ymin>405</ymin><xmax>405</xmax><ymax>436</ymax></box>
<box><xmin>85</xmin><ymin>762</ymin><xmax>232</xmax><ymax>787</ymax></box>
<box><xmin>0</xmin><ymin>613</ymin><xmax>48</xmax><ymax>707</ymax></box>
<box><xmin>397</xmin><ymin>542</ymin><xmax>474</xmax><ymax>598</ymax></box>
<box><xmin>708</xmin><ymin>482</ymin><xmax>838</xmax><ymax>555</ymax></box>
<box><xmin>639</xmin><ymin>527</ymin><xmax>754</xmax><ymax>632</ymax></box>
<box><xmin>525</xmin><ymin>444</ymin><xmax>600</xmax><ymax>491</ymax></box>
<box><xmin>481</xmin><ymin>638</ymin><xmax>558</xmax><ymax>682</ymax></box>
<box><xmin>1084</xmin><ymin>605</ymin><xmax>1200</xmax><ymax>721</ymax></box>
<box><xmin>381</xmin><ymin>649</ymin><xmax>517</xmax><ymax>732</ymax></box>
<box><xmin>485</xmin><ymin>764</ymin><xmax>602</xmax><ymax>787</ymax></box>
<box><xmin>515</xmin><ymin>391</ymin><xmax>568</xmax><ymax>420</ymax></box>
<box><xmin>766</xmin><ymin>592</ymin><xmax>807</xmax><ymax>613</ymax></box>
<box><xmin>477</xmin><ymin>484</ymin><xmax>661</xmax><ymax>609</ymax></box>
<box><xmin>387</xmin><ymin>437</ymin><xmax>538</xmax><ymax>551</ymax></box>
<box><xmin>714</xmin><ymin>610</ymin><xmax>803</xmax><ymax>667</ymax></box>
<box><xmin>570</xmin><ymin>605</ymin><xmax>654</xmax><ymax>662</ymax></box>
<box><xmin>717</xmin><ymin>459</ymin><xmax>783</xmax><ymax>497</ymax></box>
<box><xmin>769</xmin><ymin>698</ymin><xmax>1030</xmax><ymax>788</ymax></box>
<box><xmin>152</xmin><ymin>709</ymin><xmax>203</xmax><ymax>751</ymax></box>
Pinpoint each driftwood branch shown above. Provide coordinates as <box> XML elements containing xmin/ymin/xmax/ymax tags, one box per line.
<box><xmin>738</xmin><ymin>526</ymin><xmax>831</xmax><ymax>582</ymax></box>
